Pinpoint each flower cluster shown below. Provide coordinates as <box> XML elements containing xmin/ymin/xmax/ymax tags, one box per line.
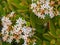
<box><xmin>1</xmin><ymin>12</ymin><xmax>35</xmax><ymax>45</ymax></box>
<box><xmin>31</xmin><ymin>0</ymin><xmax>60</xmax><ymax>19</ymax></box>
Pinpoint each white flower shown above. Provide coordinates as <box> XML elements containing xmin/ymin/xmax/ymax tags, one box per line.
<box><xmin>2</xmin><ymin>34</ymin><xmax>9</xmax><ymax>41</ymax></box>
<box><xmin>21</xmin><ymin>26</ymin><xmax>27</xmax><ymax>33</ymax></box>
<box><xmin>40</xmin><ymin>1</ymin><xmax>50</xmax><ymax>10</ymax></box>
<box><xmin>49</xmin><ymin>7</ymin><xmax>54</xmax><ymax>18</ymax></box>
<box><xmin>23</xmin><ymin>35</ymin><xmax>28</xmax><ymax>40</ymax></box>
<box><xmin>1</xmin><ymin>16</ymin><xmax>12</xmax><ymax>26</ymax></box>
<box><xmin>45</xmin><ymin>10</ymin><xmax>49</xmax><ymax>14</ymax></box>
<box><xmin>22</xmin><ymin>40</ymin><xmax>27</xmax><ymax>45</ymax></box>
<box><xmin>7</xmin><ymin>38</ymin><xmax>12</xmax><ymax>43</ymax></box>
<box><xmin>45</xmin><ymin>3</ymin><xmax>50</xmax><ymax>9</ymax></box>
<box><xmin>10</xmin><ymin>12</ymin><xmax>15</xmax><ymax>16</ymax></box>
<box><xmin>31</xmin><ymin>3</ymin><xmax>37</xmax><ymax>9</ymax></box>
<box><xmin>13</xmin><ymin>25</ymin><xmax>22</xmax><ymax>32</ymax></box>
<box><xmin>32</xmin><ymin>9</ymin><xmax>36</xmax><ymax>13</ymax></box>
<box><xmin>7</xmin><ymin>36</ymin><xmax>13</xmax><ymax>43</ymax></box>
<box><xmin>16</xmin><ymin>18</ymin><xmax>26</xmax><ymax>25</ymax></box>
<box><xmin>40</xmin><ymin>4</ymin><xmax>45</xmax><ymax>10</ymax></box>
<box><xmin>31</xmin><ymin>0</ymin><xmax>55</xmax><ymax>19</ymax></box>
<box><xmin>9</xmin><ymin>12</ymin><xmax>15</xmax><ymax>17</ymax></box>
<box><xmin>49</xmin><ymin>11</ymin><xmax>54</xmax><ymax>18</ymax></box>
<box><xmin>3</xmin><ymin>37</ymin><xmax>7</xmax><ymax>41</ymax></box>
<box><xmin>2</xmin><ymin>26</ymin><xmax>8</xmax><ymax>31</ymax></box>
<box><xmin>10</xmin><ymin>31</ymin><xmax>13</xmax><ymax>35</ymax></box>
<box><xmin>37</xmin><ymin>12</ymin><xmax>45</xmax><ymax>19</ymax></box>
<box><xmin>16</xmin><ymin>39</ymin><xmax>20</xmax><ymax>43</ymax></box>
<box><xmin>40</xmin><ymin>0</ymin><xmax>45</xmax><ymax>4</ymax></box>
<box><xmin>1</xmin><ymin>25</ymin><xmax>9</xmax><ymax>36</ymax></box>
<box><xmin>21</xmin><ymin>26</ymin><xmax>32</xmax><ymax>35</ymax></box>
<box><xmin>40</xmin><ymin>15</ymin><xmax>45</xmax><ymax>19</ymax></box>
<box><xmin>1</xmin><ymin>15</ymin><xmax>35</xmax><ymax>44</ymax></box>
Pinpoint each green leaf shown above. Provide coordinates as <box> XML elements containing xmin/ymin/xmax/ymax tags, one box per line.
<box><xmin>43</xmin><ymin>40</ymin><xmax>50</xmax><ymax>45</ymax></box>
<box><xmin>30</xmin><ymin>13</ymin><xmax>36</xmax><ymax>27</ymax></box>
<box><xmin>19</xmin><ymin>38</ymin><xmax>24</xmax><ymax>45</ymax></box>
<box><xmin>2</xmin><ymin>42</ymin><xmax>11</xmax><ymax>45</ymax></box>
<box><xmin>43</xmin><ymin>33</ymin><xmax>53</xmax><ymax>41</ymax></box>
<box><xmin>56</xmin><ymin>38</ymin><xmax>60</xmax><ymax>45</ymax></box>
<box><xmin>49</xmin><ymin>20</ymin><xmax>57</xmax><ymax>38</ymax></box>
<box><xmin>56</xmin><ymin>29</ymin><xmax>60</xmax><ymax>37</ymax></box>
<box><xmin>26</xmin><ymin>22</ymin><xmax>30</xmax><ymax>26</ymax></box>
<box><xmin>34</xmin><ymin>36</ymin><xmax>42</xmax><ymax>45</ymax></box>
<box><xmin>35</xmin><ymin>24</ymin><xmax>45</xmax><ymax>34</ymax></box>
<box><xmin>0</xmin><ymin>40</ymin><xmax>2</xmax><ymax>45</ymax></box>
<box><xmin>50</xmin><ymin>39</ymin><xmax>55</xmax><ymax>44</ymax></box>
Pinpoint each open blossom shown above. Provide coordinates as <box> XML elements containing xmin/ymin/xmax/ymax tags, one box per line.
<box><xmin>16</xmin><ymin>18</ymin><xmax>26</xmax><ymax>25</ymax></box>
<box><xmin>31</xmin><ymin>0</ymin><xmax>59</xmax><ymax>19</ymax></box>
<box><xmin>1</xmin><ymin>16</ymin><xmax>12</xmax><ymax>26</ymax></box>
<box><xmin>31</xmin><ymin>3</ymin><xmax>37</xmax><ymax>9</ymax></box>
<box><xmin>8</xmin><ymin>12</ymin><xmax>15</xmax><ymax>17</ymax></box>
<box><xmin>1</xmin><ymin>16</ymin><xmax>12</xmax><ymax>35</ymax></box>
<box><xmin>10</xmin><ymin>12</ymin><xmax>15</xmax><ymax>16</ymax></box>
<box><xmin>6</xmin><ymin>36</ymin><xmax>13</xmax><ymax>43</ymax></box>
<box><xmin>21</xmin><ymin>26</ymin><xmax>32</xmax><ymax>35</ymax></box>
<box><xmin>1</xmin><ymin>15</ymin><xmax>35</xmax><ymax>45</ymax></box>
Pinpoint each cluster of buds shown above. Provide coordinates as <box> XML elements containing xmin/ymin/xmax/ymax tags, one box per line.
<box><xmin>1</xmin><ymin>12</ymin><xmax>35</xmax><ymax>45</ymax></box>
<box><xmin>31</xmin><ymin>0</ymin><xmax>60</xmax><ymax>19</ymax></box>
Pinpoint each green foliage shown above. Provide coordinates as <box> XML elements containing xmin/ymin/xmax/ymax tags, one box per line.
<box><xmin>2</xmin><ymin>42</ymin><xmax>11</xmax><ymax>45</ymax></box>
<box><xmin>0</xmin><ymin>0</ymin><xmax>60</xmax><ymax>45</ymax></box>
